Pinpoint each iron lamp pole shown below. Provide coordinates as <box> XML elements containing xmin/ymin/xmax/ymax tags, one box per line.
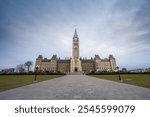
<box><xmin>116</xmin><ymin>66</ymin><xmax>121</xmax><ymax>81</ymax></box>
<box><xmin>34</xmin><ymin>65</ymin><xmax>39</xmax><ymax>81</ymax></box>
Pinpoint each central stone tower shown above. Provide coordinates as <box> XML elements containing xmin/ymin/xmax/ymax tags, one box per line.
<box><xmin>70</xmin><ymin>29</ymin><xmax>82</xmax><ymax>72</ymax></box>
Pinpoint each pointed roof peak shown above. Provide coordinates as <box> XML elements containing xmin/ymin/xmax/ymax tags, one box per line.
<box><xmin>75</xmin><ymin>28</ymin><xmax>77</xmax><ymax>33</ymax></box>
<box><xmin>73</xmin><ymin>28</ymin><xmax>79</xmax><ymax>39</ymax></box>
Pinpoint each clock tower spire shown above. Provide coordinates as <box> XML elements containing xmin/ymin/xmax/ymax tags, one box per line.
<box><xmin>70</xmin><ymin>29</ymin><xmax>82</xmax><ymax>72</ymax></box>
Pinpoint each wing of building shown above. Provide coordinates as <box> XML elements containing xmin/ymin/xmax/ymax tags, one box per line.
<box><xmin>35</xmin><ymin>29</ymin><xmax>117</xmax><ymax>73</ymax></box>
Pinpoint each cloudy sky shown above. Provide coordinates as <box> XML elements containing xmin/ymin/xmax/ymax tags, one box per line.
<box><xmin>0</xmin><ymin>0</ymin><xmax>150</xmax><ymax>70</ymax></box>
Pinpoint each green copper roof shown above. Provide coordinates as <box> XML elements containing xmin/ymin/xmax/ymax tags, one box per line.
<box><xmin>73</xmin><ymin>28</ymin><xmax>79</xmax><ymax>39</ymax></box>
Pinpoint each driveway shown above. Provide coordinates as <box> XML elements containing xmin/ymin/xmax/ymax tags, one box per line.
<box><xmin>0</xmin><ymin>75</ymin><xmax>150</xmax><ymax>100</ymax></box>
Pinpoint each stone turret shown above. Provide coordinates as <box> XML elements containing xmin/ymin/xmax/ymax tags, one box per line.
<box><xmin>50</xmin><ymin>54</ymin><xmax>57</xmax><ymax>72</ymax></box>
<box><xmin>94</xmin><ymin>54</ymin><xmax>101</xmax><ymax>72</ymax></box>
<box><xmin>109</xmin><ymin>54</ymin><xmax>116</xmax><ymax>71</ymax></box>
<box><xmin>35</xmin><ymin>55</ymin><xmax>43</xmax><ymax>71</ymax></box>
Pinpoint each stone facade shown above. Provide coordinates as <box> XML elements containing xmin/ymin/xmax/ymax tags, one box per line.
<box><xmin>35</xmin><ymin>29</ymin><xmax>117</xmax><ymax>73</ymax></box>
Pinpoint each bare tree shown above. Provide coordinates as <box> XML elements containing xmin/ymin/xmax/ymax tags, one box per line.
<box><xmin>16</xmin><ymin>64</ymin><xmax>25</xmax><ymax>72</ymax></box>
<box><xmin>24</xmin><ymin>61</ymin><xmax>33</xmax><ymax>72</ymax></box>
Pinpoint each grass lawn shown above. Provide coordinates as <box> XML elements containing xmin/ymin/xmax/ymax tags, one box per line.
<box><xmin>0</xmin><ymin>75</ymin><xmax>64</xmax><ymax>92</ymax></box>
<box><xmin>91</xmin><ymin>74</ymin><xmax>150</xmax><ymax>89</ymax></box>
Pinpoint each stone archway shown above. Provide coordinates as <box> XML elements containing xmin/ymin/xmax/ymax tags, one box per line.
<box><xmin>75</xmin><ymin>67</ymin><xmax>78</xmax><ymax>72</ymax></box>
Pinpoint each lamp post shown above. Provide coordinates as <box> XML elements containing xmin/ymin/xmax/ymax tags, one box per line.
<box><xmin>34</xmin><ymin>65</ymin><xmax>39</xmax><ymax>81</ymax></box>
<box><xmin>116</xmin><ymin>66</ymin><xmax>122</xmax><ymax>81</ymax></box>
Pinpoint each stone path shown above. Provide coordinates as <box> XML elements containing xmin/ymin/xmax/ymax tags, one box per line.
<box><xmin>0</xmin><ymin>75</ymin><xmax>150</xmax><ymax>100</ymax></box>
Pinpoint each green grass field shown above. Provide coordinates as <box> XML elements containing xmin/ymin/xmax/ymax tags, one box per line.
<box><xmin>0</xmin><ymin>75</ymin><xmax>64</xmax><ymax>92</ymax></box>
<box><xmin>91</xmin><ymin>74</ymin><xmax>150</xmax><ymax>89</ymax></box>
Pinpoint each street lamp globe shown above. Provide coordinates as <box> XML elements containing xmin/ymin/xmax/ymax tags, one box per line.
<box><xmin>36</xmin><ymin>65</ymin><xmax>39</xmax><ymax>70</ymax></box>
<box><xmin>116</xmin><ymin>66</ymin><xmax>119</xmax><ymax>71</ymax></box>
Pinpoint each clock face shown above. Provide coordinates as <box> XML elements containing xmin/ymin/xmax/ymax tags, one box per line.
<box><xmin>74</xmin><ymin>43</ymin><xmax>78</xmax><ymax>46</ymax></box>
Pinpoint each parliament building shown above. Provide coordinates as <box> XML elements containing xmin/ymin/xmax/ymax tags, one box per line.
<box><xmin>35</xmin><ymin>29</ymin><xmax>117</xmax><ymax>73</ymax></box>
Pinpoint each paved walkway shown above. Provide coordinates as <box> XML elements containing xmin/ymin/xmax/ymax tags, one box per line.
<box><xmin>0</xmin><ymin>75</ymin><xmax>150</xmax><ymax>100</ymax></box>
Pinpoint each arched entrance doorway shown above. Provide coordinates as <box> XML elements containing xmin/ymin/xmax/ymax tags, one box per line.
<box><xmin>75</xmin><ymin>67</ymin><xmax>78</xmax><ymax>72</ymax></box>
